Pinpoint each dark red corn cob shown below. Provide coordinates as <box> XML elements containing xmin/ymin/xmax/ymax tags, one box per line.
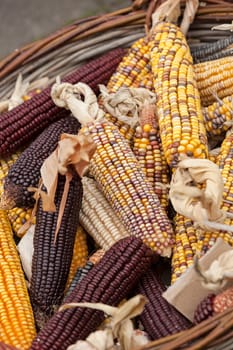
<box><xmin>133</xmin><ymin>264</ymin><xmax>192</xmax><ymax>339</ymax></box>
<box><xmin>30</xmin><ymin>236</ymin><xmax>155</xmax><ymax>350</ymax></box>
<box><xmin>0</xmin><ymin>48</ymin><xmax>125</xmax><ymax>156</ymax></box>
<box><xmin>30</xmin><ymin>170</ymin><xmax>82</xmax><ymax>326</ymax></box>
<box><xmin>193</xmin><ymin>294</ymin><xmax>216</xmax><ymax>324</ymax></box>
<box><xmin>0</xmin><ymin>343</ymin><xmax>20</xmax><ymax>350</ymax></box>
<box><xmin>1</xmin><ymin>115</ymin><xmax>79</xmax><ymax>209</ymax></box>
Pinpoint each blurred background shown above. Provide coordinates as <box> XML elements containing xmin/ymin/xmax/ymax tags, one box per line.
<box><xmin>0</xmin><ymin>0</ymin><xmax>131</xmax><ymax>59</ymax></box>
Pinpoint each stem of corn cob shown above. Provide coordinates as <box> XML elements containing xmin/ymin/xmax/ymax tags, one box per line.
<box><xmin>51</xmin><ymin>81</ymin><xmax>174</xmax><ymax>257</ymax></box>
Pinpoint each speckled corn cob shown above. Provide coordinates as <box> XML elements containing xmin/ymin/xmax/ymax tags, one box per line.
<box><xmin>133</xmin><ymin>103</ymin><xmax>170</xmax><ymax>209</ymax></box>
<box><xmin>30</xmin><ymin>236</ymin><xmax>155</xmax><ymax>350</ymax></box>
<box><xmin>149</xmin><ymin>22</ymin><xmax>208</xmax><ymax>168</ymax></box>
<box><xmin>1</xmin><ymin>115</ymin><xmax>80</xmax><ymax>209</ymax></box>
<box><xmin>202</xmin><ymin>95</ymin><xmax>233</xmax><ymax>137</ymax></box>
<box><xmin>107</xmin><ymin>37</ymin><xmax>151</xmax><ymax>93</ymax></box>
<box><xmin>30</xmin><ymin>171</ymin><xmax>82</xmax><ymax>324</ymax></box>
<box><xmin>0</xmin><ymin>342</ymin><xmax>20</xmax><ymax>350</ymax></box>
<box><xmin>0</xmin><ymin>210</ymin><xmax>36</xmax><ymax>349</ymax></box>
<box><xmin>87</xmin><ymin>121</ymin><xmax>174</xmax><ymax>257</ymax></box>
<box><xmin>196</xmin><ymin>131</ymin><xmax>233</xmax><ymax>254</ymax></box>
<box><xmin>194</xmin><ymin>56</ymin><xmax>233</xmax><ymax>106</ymax></box>
<box><xmin>65</xmin><ymin>225</ymin><xmax>88</xmax><ymax>291</ymax></box>
<box><xmin>0</xmin><ymin>48</ymin><xmax>125</xmax><ymax>156</ymax></box>
<box><xmin>79</xmin><ymin>176</ymin><xmax>130</xmax><ymax>251</ymax></box>
<box><xmin>171</xmin><ymin>214</ymin><xmax>199</xmax><ymax>283</ymax></box>
<box><xmin>133</xmin><ymin>264</ymin><xmax>192</xmax><ymax>339</ymax></box>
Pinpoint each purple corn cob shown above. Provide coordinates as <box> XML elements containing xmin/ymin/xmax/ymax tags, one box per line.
<box><xmin>30</xmin><ymin>236</ymin><xmax>155</xmax><ymax>350</ymax></box>
<box><xmin>1</xmin><ymin>115</ymin><xmax>79</xmax><ymax>209</ymax></box>
<box><xmin>193</xmin><ymin>294</ymin><xmax>215</xmax><ymax>324</ymax></box>
<box><xmin>0</xmin><ymin>48</ymin><xmax>125</xmax><ymax>156</ymax></box>
<box><xmin>0</xmin><ymin>342</ymin><xmax>20</xmax><ymax>350</ymax></box>
<box><xmin>30</xmin><ymin>170</ymin><xmax>83</xmax><ymax>326</ymax></box>
<box><xmin>133</xmin><ymin>264</ymin><xmax>192</xmax><ymax>339</ymax></box>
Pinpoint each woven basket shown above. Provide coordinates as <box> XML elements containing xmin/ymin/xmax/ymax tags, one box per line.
<box><xmin>1</xmin><ymin>1</ymin><xmax>233</xmax><ymax>349</ymax></box>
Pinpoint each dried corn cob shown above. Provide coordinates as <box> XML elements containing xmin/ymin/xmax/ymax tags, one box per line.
<box><xmin>30</xmin><ymin>171</ymin><xmax>82</xmax><ymax>323</ymax></box>
<box><xmin>0</xmin><ymin>342</ymin><xmax>20</xmax><ymax>350</ymax></box>
<box><xmin>193</xmin><ymin>294</ymin><xmax>215</xmax><ymax>324</ymax></box>
<box><xmin>80</xmin><ymin>176</ymin><xmax>130</xmax><ymax>251</ymax></box>
<box><xmin>133</xmin><ymin>264</ymin><xmax>192</xmax><ymax>339</ymax></box>
<box><xmin>51</xmin><ymin>82</ymin><xmax>174</xmax><ymax>256</ymax></box>
<box><xmin>65</xmin><ymin>249</ymin><xmax>105</xmax><ymax>297</ymax></box>
<box><xmin>0</xmin><ymin>152</ymin><xmax>34</xmax><ymax>236</ymax></box>
<box><xmin>133</xmin><ymin>103</ymin><xmax>170</xmax><ymax>209</ymax></box>
<box><xmin>30</xmin><ymin>236</ymin><xmax>155</xmax><ymax>350</ymax></box>
<box><xmin>0</xmin><ymin>210</ymin><xmax>36</xmax><ymax>349</ymax></box>
<box><xmin>1</xmin><ymin>115</ymin><xmax>80</xmax><ymax>209</ymax></box>
<box><xmin>107</xmin><ymin>37</ymin><xmax>151</xmax><ymax>93</ymax></box>
<box><xmin>171</xmin><ymin>214</ymin><xmax>199</xmax><ymax>283</ymax></box>
<box><xmin>0</xmin><ymin>48</ymin><xmax>125</xmax><ymax>156</ymax></box>
<box><xmin>191</xmin><ymin>35</ymin><xmax>233</xmax><ymax>63</ymax></box>
<box><xmin>65</xmin><ymin>225</ymin><xmax>88</xmax><ymax>291</ymax></box>
<box><xmin>202</xmin><ymin>95</ymin><xmax>233</xmax><ymax>137</ymax></box>
<box><xmin>194</xmin><ymin>56</ymin><xmax>233</xmax><ymax>106</ymax></box>
<box><xmin>149</xmin><ymin>22</ymin><xmax>208</xmax><ymax>168</ymax></box>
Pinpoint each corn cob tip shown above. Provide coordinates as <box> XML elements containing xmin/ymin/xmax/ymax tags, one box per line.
<box><xmin>0</xmin><ymin>190</ymin><xmax>17</xmax><ymax>210</ymax></box>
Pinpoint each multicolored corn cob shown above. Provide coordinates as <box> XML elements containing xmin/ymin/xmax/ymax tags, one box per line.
<box><xmin>202</xmin><ymin>95</ymin><xmax>233</xmax><ymax>137</ymax></box>
<box><xmin>29</xmin><ymin>171</ymin><xmax>82</xmax><ymax>323</ymax></box>
<box><xmin>30</xmin><ymin>236</ymin><xmax>155</xmax><ymax>350</ymax></box>
<box><xmin>80</xmin><ymin>176</ymin><xmax>130</xmax><ymax>251</ymax></box>
<box><xmin>133</xmin><ymin>264</ymin><xmax>192</xmax><ymax>339</ymax></box>
<box><xmin>0</xmin><ymin>48</ymin><xmax>125</xmax><ymax>156</ymax></box>
<box><xmin>133</xmin><ymin>103</ymin><xmax>170</xmax><ymax>209</ymax></box>
<box><xmin>65</xmin><ymin>225</ymin><xmax>88</xmax><ymax>291</ymax></box>
<box><xmin>51</xmin><ymin>82</ymin><xmax>174</xmax><ymax>257</ymax></box>
<box><xmin>149</xmin><ymin>22</ymin><xmax>208</xmax><ymax>168</ymax></box>
<box><xmin>1</xmin><ymin>115</ymin><xmax>80</xmax><ymax>209</ymax></box>
<box><xmin>107</xmin><ymin>37</ymin><xmax>151</xmax><ymax>93</ymax></box>
<box><xmin>194</xmin><ymin>56</ymin><xmax>233</xmax><ymax>106</ymax></box>
<box><xmin>7</xmin><ymin>207</ymin><xmax>35</xmax><ymax>237</ymax></box>
<box><xmin>0</xmin><ymin>210</ymin><xmax>36</xmax><ymax>349</ymax></box>
<box><xmin>171</xmin><ymin>214</ymin><xmax>198</xmax><ymax>283</ymax></box>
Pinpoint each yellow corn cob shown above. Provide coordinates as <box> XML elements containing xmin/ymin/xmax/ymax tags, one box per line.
<box><xmin>171</xmin><ymin>215</ymin><xmax>199</xmax><ymax>283</ymax></box>
<box><xmin>194</xmin><ymin>56</ymin><xmax>233</xmax><ymax>106</ymax></box>
<box><xmin>65</xmin><ymin>225</ymin><xmax>88</xmax><ymax>291</ymax></box>
<box><xmin>102</xmin><ymin>36</ymin><xmax>154</xmax><ymax>145</ymax></box>
<box><xmin>80</xmin><ymin>176</ymin><xmax>130</xmax><ymax>251</ymax></box>
<box><xmin>51</xmin><ymin>82</ymin><xmax>174</xmax><ymax>257</ymax></box>
<box><xmin>133</xmin><ymin>103</ymin><xmax>170</xmax><ymax>209</ymax></box>
<box><xmin>107</xmin><ymin>37</ymin><xmax>151</xmax><ymax>93</ymax></box>
<box><xmin>0</xmin><ymin>152</ymin><xmax>33</xmax><ymax>237</ymax></box>
<box><xmin>202</xmin><ymin>95</ymin><xmax>233</xmax><ymax>136</ymax></box>
<box><xmin>0</xmin><ymin>210</ymin><xmax>36</xmax><ymax>349</ymax></box>
<box><xmin>149</xmin><ymin>22</ymin><xmax>208</xmax><ymax>168</ymax></box>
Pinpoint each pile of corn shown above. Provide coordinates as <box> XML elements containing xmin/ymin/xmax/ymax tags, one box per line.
<box><xmin>1</xmin><ymin>3</ymin><xmax>233</xmax><ymax>350</ymax></box>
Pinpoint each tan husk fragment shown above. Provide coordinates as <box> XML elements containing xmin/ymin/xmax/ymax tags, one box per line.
<box><xmin>151</xmin><ymin>0</ymin><xmax>181</xmax><ymax>27</ymax></box>
<box><xmin>28</xmin><ymin>132</ymin><xmax>96</xmax><ymax>242</ymax></box>
<box><xmin>0</xmin><ymin>73</ymin><xmax>49</xmax><ymax>112</ymax></box>
<box><xmin>194</xmin><ymin>250</ymin><xmax>233</xmax><ymax>291</ymax></box>
<box><xmin>51</xmin><ymin>79</ymin><xmax>104</xmax><ymax>124</ymax></box>
<box><xmin>180</xmin><ymin>0</ymin><xmax>199</xmax><ymax>36</ymax></box>
<box><xmin>99</xmin><ymin>85</ymin><xmax>156</xmax><ymax>128</ymax></box>
<box><xmin>60</xmin><ymin>295</ymin><xmax>149</xmax><ymax>350</ymax></box>
<box><xmin>169</xmin><ymin>157</ymin><xmax>233</xmax><ymax>231</ymax></box>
